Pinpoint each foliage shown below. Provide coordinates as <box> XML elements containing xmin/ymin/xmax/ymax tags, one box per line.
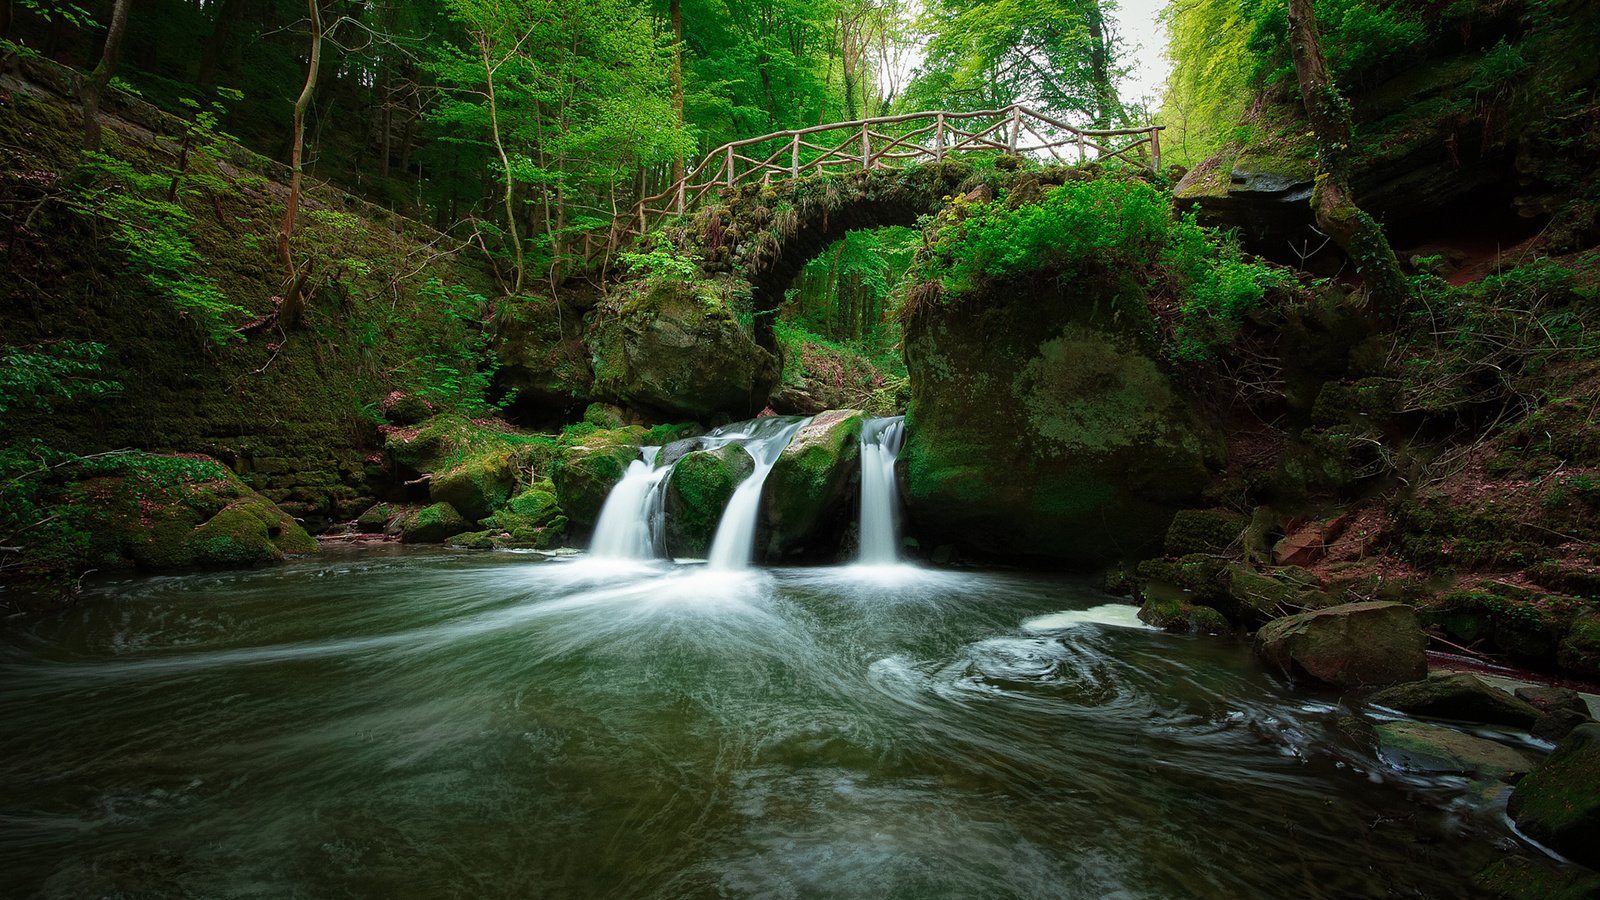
<box><xmin>911</xmin><ymin>177</ymin><xmax>1296</xmax><ymax>359</ymax></box>
<box><xmin>397</xmin><ymin>278</ymin><xmax>507</xmax><ymax>415</ymax></box>
<box><xmin>0</xmin><ymin>341</ymin><xmax>120</xmax><ymax>414</ymax></box>
<box><xmin>620</xmin><ymin>244</ymin><xmax>703</xmax><ymax>281</ymax></box>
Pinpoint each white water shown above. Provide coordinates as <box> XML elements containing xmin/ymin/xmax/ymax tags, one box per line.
<box><xmin>857</xmin><ymin>416</ymin><xmax>906</xmax><ymax>565</ymax></box>
<box><xmin>706</xmin><ymin>417</ymin><xmax>811</xmax><ymax>570</ymax></box>
<box><xmin>589</xmin><ymin>447</ymin><xmax>671</xmax><ymax>560</ymax></box>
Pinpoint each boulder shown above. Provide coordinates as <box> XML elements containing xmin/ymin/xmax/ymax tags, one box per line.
<box><xmin>760</xmin><ymin>410</ymin><xmax>864</xmax><ymax>559</ymax></box>
<box><xmin>70</xmin><ymin>453</ymin><xmax>318</xmax><ymax>570</ymax></box>
<box><xmin>1561</xmin><ymin>612</ymin><xmax>1600</xmax><ymax>683</ymax></box>
<box><xmin>1254</xmin><ymin>601</ymin><xmax>1428</xmax><ymax>689</ymax></box>
<box><xmin>1368</xmin><ymin>673</ymin><xmax>1541</xmax><ymax>729</ymax></box>
<box><xmin>399</xmin><ymin>502</ymin><xmax>468</xmax><ymax>544</ymax></box>
<box><xmin>901</xmin><ymin>266</ymin><xmax>1221</xmax><ymax>566</ymax></box>
<box><xmin>1164</xmin><ymin>509</ymin><xmax>1247</xmax><ymax>556</ymax></box>
<box><xmin>1138</xmin><ymin>588</ymin><xmax>1233</xmax><ymax>636</ymax></box>
<box><xmin>492</xmin><ymin>294</ymin><xmax>594</xmax><ymax>419</ymax></box>
<box><xmin>1508</xmin><ymin>723</ymin><xmax>1600</xmax><ymax>868</ymax></box>
<box><xmin>1516</xmin><ymin>686</ymin><xmax>1595</xmax><ymax>743</ymax></box>
<box><xmin>587</xmin><ymin>276</ymin><xmax>780</xmax><ymax>421</ymax></box>
<box><xmin>1374</xmin><ymin>721</ymin><xmax>1536</xmax><ymax>782</ymax></box>
<box><xmin>552</xmin><ymin>444</ymin><xmax>640</xmax><ymax>528</ymax></box>
<box><xmin>1473</xmin><ymin>857</ymin><xmax>1600</xmax><ymax>900</ymax></box>
<box><xmin>664</xmin><ymin>445</ymin><xmax>754</xmax><ymax>558</ymax></box>
<box><xmin>429</xmin><ymin>449</ymin><xmax>520</xmax><ymax>522</ymax></box>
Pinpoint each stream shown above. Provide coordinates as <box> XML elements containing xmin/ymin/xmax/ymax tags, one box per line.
<box><xmin>0</xmin><ymin>550</ymin><xmax>1511</xmax><ymax>898</ymax></box>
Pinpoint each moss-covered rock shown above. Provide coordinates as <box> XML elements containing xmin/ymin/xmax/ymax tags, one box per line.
<box><xmin>1165</xmin><ymin>509</ymin><xmax>1248</xmax><ymax>556</ymax></box>
<box><xmin>664</xmin><ymin>446</ymin><xmax>754</xmax><ymax>558</ymax></box>
<box><xmin>901</xmin><ymin>276</ymin><xmax>1221</xmax><ymax>566</ymax></box>
<box><xmin>1518</xmin><ymin>686</ymin><xmax>1596</xmax><ymax>743</ymax></box>
<box><xmin>1374</xmin><ymin>721</ymin><xmax>1536</xmax><ymax>782</ymax></box>
<box><xmin>1560</xmin><ymin>611</ymin><xmax>1600</xmax><ymax>683</ymax></box>
<box><xmin>355</xmin><ymin>503</ymin><xmax>394</xmax><ymax>532</ymax></box>
<box><xmin>1137</xmin><ymin>585</ymin><xmax>1233</xmax><ymax>635</ymax></box>
<box><xmin>1508</xmin><ymin>723</ymin><xmax>1600</xmax><ymax>868</ymax></box>
<box><xmin>760</xmin><ymin>409</ymin><xmax>864</xmax><ymax>559</ymax></box>
<box><xmin>552</xmin><ymin>444</ymin><xmax>640</xmax><ymax>528</ymax></box>
<box><xmin>1255</xmin><ymin>601</ymin><xmax>1428</xmax><ymax>689</ymax></box>
<box><xmin>429</xmin><ymin>449</ymin><xmax>521</xmax><ymax>523</ymax></box>
<box><xmin>1368</xmin><ymin>673</ymin><xmax>1541</xmax><ymax>728</ymax></box>
<box><xmin>587</xmin><ymin>275</ymin><xmax>780</xmax><ymax>421</ymax></box>
<box><xmin>64</xmin><ymin>453</ymin><xmax>318</xmax><ymax>571</ymax></box>
<box><xmin>1417</xmin><ymin>586</ymin><xmax>1592</xmax><ymax>674</ymax></box>
<box><xmin>399</xmin><ymin>502</ymin><xmax>468</xmax><ymax>544</ymax></box>
<box><xmin>1473</xmin><ymin>856</ymin><xmax>1600</xmax><ymax>900</ymax></box>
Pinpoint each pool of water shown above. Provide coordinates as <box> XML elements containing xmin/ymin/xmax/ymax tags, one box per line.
<box><xmin>0</xmin><ymin>550</ymin><xmax>1515</xmax><ymax>898</ymax></box>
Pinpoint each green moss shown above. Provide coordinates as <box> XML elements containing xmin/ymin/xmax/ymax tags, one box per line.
<box><xmin>400</xmin><ymin>502</ymin><xmax>468</xmax><ymax>544</ymax></box>
<box><xmin>1165</xmin><ymin>509</ymin><xmax>1248</xmax><ymax>556</ymax></box>
<box><xmin>1559</xmin><ymin>611</ymin><xmax>1600</xmax><ymax>682</ymax></box>
<box><xmin>1473</xmin><ymin>857</ymin><xmax>1600</xmax><ymax>900</ymax></box>
<box><xmin>664</xmin><ymin>446</ymin><xmax>754</xmax><ymax>557</ymax></box>
<box><xmin>1508</xmin><ymin>724</ymin><xmax>1600</xmax><ymax>867</ymax></box>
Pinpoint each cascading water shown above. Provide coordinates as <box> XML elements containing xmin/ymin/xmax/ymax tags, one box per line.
<box><xmin>705</xmin><ymin>416</ymin><xmax>811</xmax><ymax>570</ymax></box>
<box><xmin>857</xmin><ymin>416</ymin><xmax>906</xmax><ymax>565</ymax></box>
<box><xmin>589</xmin><ymin>447</ymin><xmax>671</xmax><ymax>560</ymax></box>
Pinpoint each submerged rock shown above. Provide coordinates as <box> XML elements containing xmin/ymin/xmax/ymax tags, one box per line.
<box><xmin>1508</xmin><ymin>723</ymin><xmax>1600</xmax><ymax>868</ymax></box>
<box><xmin>587</xmin><ymin>276</ymin><xmax>780</xmax><ymax>421</ymax></box>
<box><xmin>665</xmin><ymin>446</ymin><xmax>754</xmax><ymax>557</ymax></box>
<box><xmin>1254</xmin><ymin>601</ymin><xmax>1428</xmax><ymax>689</ymax></box>
<box><xmin>1368</xmin><ymin>673</ymin><xmax>1541</xmax><ymax>729</ymax></box>
<box><xmin>69</xmin><ymin>453</ymin><xmax>318</xmax><ymax>570</ymax></box>
<box><xmin>1374</xmin><ymin>721</ymin><xmax>1535</xmax><ymax>782</ymax></box>
<box><xmin>760</xmin><ymin>409</ymin><xmax>864</xmax><ymax>559</ymax></box>
<box><xmin>399</xmin><ymin>502</ymin><xmax>468</xmax><ymax>544</ymax></box>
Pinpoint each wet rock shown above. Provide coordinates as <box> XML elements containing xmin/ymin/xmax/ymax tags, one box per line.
<box><xmin>1508</xmin><ymin>723</ymin><xmax>1600</xmax><ymax>868</ymax></box>
<box><xmin>665</xmin><ymin>446</ymin><xmax>754</xmax><ymax>557</ymax></box>
<box><xmin>355</xmin><ymin>503</ymin><xmax>393</xmax><ymax>532</ymax></box>
<box><xmin>1561</xmin><ymin>612</ymin><xmax>1600</xmax><ymax>683</ymax></box>
<box><xmin>399</xmin><ymin>502</ymin><xmax>467</xmax><ymax>544</ymax></box>
<box><xmin>587</xmin><ymin>276</ymin><xmax>779</xmax><ymax>421</ymax></box>
<box><xmin>1374</xmin><ymin>720</ymin><xmax>1536</xmax><ymax>782</ymax></box>
<box><xmin>1254</xmin><ymin>601</ymin><xmax>1428</xmax><ymax>689</ymax></box>
<box><xmin>761</xmin><ymin>409</ymin><xmax>864</xmax><ymax>559</ymax></box>
<box><xmin>1368</xmin><ymin>673</ymin><xmax>1541</xmax><ymax>729</ymax></box>
<box><xmin>658</xmin><ymin>436</ymin><xmax>703</xmax><ymax>468</ymax></box>
<box><xmin>1138</xmin><ymin>587</ymin><xmax>1233</xmax><ymax>636</ymax></box>
<box><xmin>1516</xmin><ymin>686</ymin><xmax>1595</xmax><ymax>743</ymax></box>
<box><xmin>553</xmin><ymin>444</ymin><xmax>640</xmax><ymax>528</ymax></box>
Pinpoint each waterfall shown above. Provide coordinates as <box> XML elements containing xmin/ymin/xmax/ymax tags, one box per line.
<box><xmin>857</xmin><ymin>416</ymin><xmax>906</xmax><ymax>565</ymax></box>
<box><xmin>589</xmin><ymin>448</ymin><xmax>671</xmax><ymax>560</ymax></box>
<box><xmin>706</xmin><ymin>416</ymin><xmax>811</xmax><ymax>570</ymax></box>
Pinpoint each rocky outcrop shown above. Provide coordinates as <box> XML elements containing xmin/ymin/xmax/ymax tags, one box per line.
<box><xmin>1373</xmin><ymin>721</ymin><xmax>1535</xmax><ymax>782</ymax></box>
<box><xmin>1368</xmin><ymin>673</ymin><xmax>1541</xmax><ymax>728</ymax></box>
<box><xmin>1254</xmin><ymin>601</ymin><xmax>1428</xmax><ymax>688</ymax></box>
<box><xmin>760</xmin><ymin>410</ymin><xmax>864</xmax><ymax>559</ymax></box>
<box><xmin>902</xmin><ymin>279</ymin><xmax>1221</xmax><ymax>566</ymax></box>
<box><xmin>1517</xmin><ymin>686</ymin><xmax>1595</xmax><ymax>743</ymax></box>
<box><xmin>587</xmin><ymin>276</ymin><xmax>779</xmax><ymax>421</ymax></box>
<box><xmin>69</xmin><ymin>453</ymin><xmax>318</xmax><ymax>570</ymax></box>
<box><xmin>553</xmin><ymin>444</ymin><xmax>639</xmax><ymax>528</ymax></box>
<box><xmin>665</xmin><ymin>446</ymin><xmax>754</xmax><ymax>557</ymax></box>
<box><xmin>1508</xmin><ymin>723</ymin><xmax>1600</xmax><ymax>868</ymax></box>
<box><xmin>429</xmin><ymin>450</ymin><xmax>520</xmax><ymax>523</ymax></box>
<box><xmin>494</xmin><ymin>295</ymin><xmax>594</xmax><ymax>421</ymax></box>
<box><xmin>399</xmin><ymin>502</ymin><xmax>467</xmax><ymax>543</ymax></box>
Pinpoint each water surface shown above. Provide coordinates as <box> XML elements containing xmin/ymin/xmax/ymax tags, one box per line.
<box><xmin>1</xmin><ymin>550</ymin><xmax>1511</xmax><ymax>898</ymax></box>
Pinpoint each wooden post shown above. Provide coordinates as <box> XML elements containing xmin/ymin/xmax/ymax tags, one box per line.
<box><xmin>726</xmin><ymin>145</ymin><xmax>735</xmax><ymax>186</ymax></box>
<box><xmin>1150</xmin><ymin>127</ymin><xmax>1162</xmax><ymax>172</ymax></box>
<box><xmin>861</xmin><ymin>123</ymin><xmax>871</xmax><ymax>170</ymax></box>
<box><xmin>1008</xmin><ymin>106</ymin><xmax>1020</xmax><ymax>155</ymax></box>
<box><xmin>791</xmin><ymin>133</ymin><xmax>799</xmax><ymax>177</ymax></box>
<box><xmin>934</xmin><ymin>112</ymin><xmax>945</xmax><ymax>162</ymax></box>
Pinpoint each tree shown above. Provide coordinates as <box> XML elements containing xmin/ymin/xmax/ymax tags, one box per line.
<box><xmin>80</xmin><ymin>0</ymin><xmax>130</xmax><ymax>151</ymax></box>
<box><xmin>1286</xmin><ymin>0</ymin><xmax>1408</xmax><ymax>319</ymax></box>
<box><xmin>277</xmin><ymin>0</ymin><xmax>325</xmax><ymax>329</ymax></box>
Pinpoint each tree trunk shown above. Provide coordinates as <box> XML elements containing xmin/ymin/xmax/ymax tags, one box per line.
<box><xmin>481</xmin><ymin>33</ymin><xmax>524</xmax><ymax>294</ymax></box>
<box><xmin>195</xmin><ymin>0</ymin><xmax>244</xmax><ymax>91</ymax></box>
<box><xmin>277</xmin><ymin>0</ymin><xmax>324</xmax><ymax>329</ymax></box>
<box><xmin>1083</xmin><ymin>0</ymin><xmax>1116</xmax><ymax>129</ymax></box>
<box><xmin>670</xmin><ymin>0</ymin><xmax>684</xmax><ymax>184</ymax></box>
<box><xmin>1287</xmin><ymin>0</ymin><xmax>1408</xmax><ymax>319</ymax></box>
<box><xmin>80</xmin><ymin>0</ymin><xmax>131</xmax><ymax>151</ymax></box>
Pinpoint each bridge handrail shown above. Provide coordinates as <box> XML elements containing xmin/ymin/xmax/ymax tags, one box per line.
<box><xmin>581</xmin><ymin>104</ymin><xmax>1164</xmax><ymax>266</ymax></box>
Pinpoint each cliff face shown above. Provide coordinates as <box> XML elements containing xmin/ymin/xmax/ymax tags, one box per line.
<box><xmin>1174</xmin><ymin>0</ymin><xmax>1600</xmax><ymax>271</ymax></box>
<box><xmin>0</xmin><ymin>55</ymin><xmax>497</xmax><ymax>530</ymax></box>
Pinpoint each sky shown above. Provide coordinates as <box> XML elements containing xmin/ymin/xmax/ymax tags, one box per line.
<box><xmin>1113</xmin><ymin>0</ymin><xmax>1174</xmax><ymax>111</ymax></box>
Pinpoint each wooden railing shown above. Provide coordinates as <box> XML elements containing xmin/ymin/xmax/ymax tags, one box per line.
<box><xmin>581</xmin><ymin>105</ymin><xmax>1163</xmax><ymax>264</ymax></box>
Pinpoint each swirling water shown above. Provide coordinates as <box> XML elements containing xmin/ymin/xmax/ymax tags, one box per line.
<box><xmin>0</xmin><ymin>550</ymin><xmax>1511</xmax><ymax>898</ymax></box>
